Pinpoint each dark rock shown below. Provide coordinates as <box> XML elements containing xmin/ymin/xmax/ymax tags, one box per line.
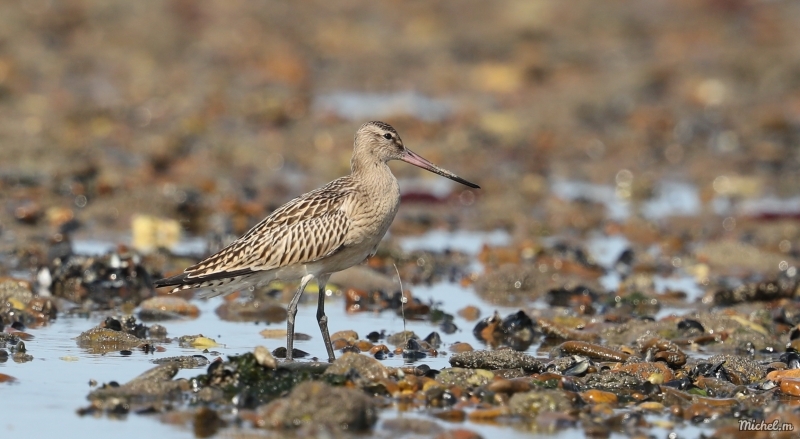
<box><xmin>449</xmin><ymin>350</ymin><xmax>544</xmax><ymax>372</ymax></box>
<box><xmin>255</xmin><ymin>381</ymin><xmax>378</xmax><ymax>431</ymax></box>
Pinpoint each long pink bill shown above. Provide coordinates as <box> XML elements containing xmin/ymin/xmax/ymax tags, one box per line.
<box><xmin>401</xmin><ymin>149</ymin><xmax>480</xmax><ymax>189</ymax></box>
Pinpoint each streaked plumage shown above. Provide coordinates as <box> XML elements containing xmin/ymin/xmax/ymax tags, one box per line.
<box><xmin>154</xmin><ymin>121</ymin><xmax>479</xmax><ymax>361</ymax></box>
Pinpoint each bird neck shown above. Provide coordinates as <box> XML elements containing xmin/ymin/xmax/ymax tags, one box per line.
<box><xmin>350</xmin><ymin>154</ymin><xmax>395</xmax><ymax>189</ymax></box>
<box><xmin>350</xmin><ymin>149</ymin><xmax>386</xmax><ymax>176</ymax></box>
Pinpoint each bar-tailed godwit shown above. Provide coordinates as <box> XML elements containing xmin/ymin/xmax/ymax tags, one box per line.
<box><xmin>154</xmin><ymin>121</ymin><xmax>479</xmax><ymax>361</ymax></box>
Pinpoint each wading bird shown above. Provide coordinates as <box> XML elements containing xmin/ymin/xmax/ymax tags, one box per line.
<box><xmin>154</xmin><ymin>121</ymin><xmax>479</xmax><ymax>361</ymax></box>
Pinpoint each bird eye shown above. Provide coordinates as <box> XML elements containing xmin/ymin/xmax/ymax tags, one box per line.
<box><xmin>383</xmin><ymin>133</ymin><xmax>393</xmax><ymax>140</ymax></box>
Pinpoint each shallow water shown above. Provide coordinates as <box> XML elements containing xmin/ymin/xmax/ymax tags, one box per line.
<box><xmin>0</xmin><ymin>228</ymin><xmax>714</xmax><ymax>438</ymax></box>
<box><xmin>0</xmin><ymin>231</ymin><xmax>527</xmax><ymax>438</ymax></box>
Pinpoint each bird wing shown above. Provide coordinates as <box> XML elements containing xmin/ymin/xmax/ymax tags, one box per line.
<box><xmin>178</xmin><ymin>178</ymin><xmax>354</xmax><ymax>282</ymax></box>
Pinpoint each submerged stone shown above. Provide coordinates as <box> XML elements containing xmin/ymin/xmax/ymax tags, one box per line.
<box><xmin>254</xmin><ymin>380</ymin><xmax>378</xmax><ymax>431</ymax></box>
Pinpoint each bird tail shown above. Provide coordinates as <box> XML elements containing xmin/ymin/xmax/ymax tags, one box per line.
<box><xmin>153</xmin><ymin>270</ymin><xmax>259</xmax><ymax>298</ymax></box>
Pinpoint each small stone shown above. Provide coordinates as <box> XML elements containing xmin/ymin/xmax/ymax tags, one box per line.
<box><xmin>431</xmin><ymin>409</ymin><xmax>467</xmax><ymax>422</ymax></box>
<box><xmin>435</xmin><ymin>428</ymin><xmax>485</xmax><ymax>439</ymax></box>
<box><xmin>780</xmin><ymin>377</ymin><xmax>800</xmax><ymax>397</ymax></box>
<box><xmin>139</xmin><ymin>296</ymin><xmax>200</xmax><ymax>320</ymax></box>
<box><xmin>330</xmin><ymin>330</ymin><xmax>359</xmax><ymax>342</ymax></box>
<box><xmin>254</xmin><ymin>346</ymin><xmax>277</xmax><ymax>369</ymax></box>
<box><xmin>450</xmin><ymin>342</ymin><xmax>474</xmax><ymax>353</ymax></box>
<box><xmin>332</xmin><ymin>338</ymin><xmax>351</xmax><ymax>350</ymax></box>
<box><xmin>486</xmin><ymin>378</ymin><xmax>531</xmax><ymax>394</ymax></box>
<box><xmin>382</xmin><ymin>418</ymin><xmax>442</xmax><ymax>435</ymax></box>
<box><xmin>638</xmin><ymin>401</ymin><xmax>665</xmax><ymax>412</ymax></box>
<box><xmin>509</xmin><ymin>390</ymin><xmax>575</xmax><ymax>416</ymax></box>
<box><xmin>324</xmin><ymin>352</ymin><xmax>389</xmax><ymax>382</ymax></box>
<box><xmin>436</xmin><ymin>368</ymin><xmax>494</xmax><ymax>388</ymax></box>
<box><xmin>450</xmin><ymin>350</ymin><xmax>543</xmax><ymax>372</ymax></box>
<box><xmin>457</xmin><ymin>305</ymin><xmax>481</xmax><ymax>321</ymax></box>
<box><xmin>193</xmin><ymin>407</ymin><xmax>223</xmax><ymax>438</ymax></box>
<box><xmin>355</xmin><ymin>340</ymin><xmax>374</xmax><ymax>351</ymax></box>
<box><xmin>259</xmin><ymin>329</ymin><xmax>287</xmax><ymax>339</ymax></box>
<box><xmin>767</xmin><ymin>368</ymin><xmax>800</xmax><ymax>382</ymax></box>
<box><xmin>580</xmin><ymin>389</ymin><xmax>618</xmax><ymax>405</ymax></box>
<box><xmin>468</xmin><ymin>407</ymin><xmax>508</xmax><ymax>421</ymax></box>
<box><xmin>254</xmin><ymin>381</ymin><xmax>377</xmax><ymax>430</ymax></box>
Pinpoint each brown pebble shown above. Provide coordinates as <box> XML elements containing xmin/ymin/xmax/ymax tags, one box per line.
<box><xmin>669</xmin><ymin>405</ymin><xmax>683</xmax><ymax>418</ymax></box>
<box><xmin>780</xmin><ymin>377</ymin><xmax>800</xmax><ymax>397</ymax></box>
<box><xmin>193</xmin><ymin>407</ymin><xmax>223</xmax><ymax>438</ymax></box>
<box><xmin>615</xmin><ymin>362</ymin><xmax>674</xmax><ymax>382</ymax></box>
<box><xmin>448</xmin><ymin>386</ymin><xmax>464</xmax><ymax>400</ymax></box>
<box><xmin>398</xmin><ymin>375</ymin><xmax>420</xmax><ymax>392</ymax></box>
<box><xmin>434</xmin><ymin>428</ymin><xmax>484</xmax><ymax>439</ymax></box>
<box><xmin>369</xmin><ymin>344</ymin><xmax>390</xmax><ymax>355</ymax></box>
<box><xmin>683</xmin><ymin>402</ymin><xmax>727</xmax><ymax>421</ymax></box>
<box><xmin>379</xmin><ymin>378</ymin><xmax>400</xmax><ymax>395</ymax></box>
<box><xmin>355</xmin><ymin>340</ymin><xmax>374</xmax><ymax>351</ymax></box>
<box><xmin>330</xmin><ymin>330</ymin><xmax>359</xmax><ymax>342</ymax></box>
<box><xmin>590</xmin><ymin>403</ymin><xmax>614</xmax><ymax>416</ymax></box>
<box><xmin>332</xmin><ymin>338</ymin><xmax>351</xmax><ymax>350</ymax></box>
<box><xmin>767</xmin><ymin>368</ymin><xmax>800</xmax><ymax>382</ymax></box>
<box><xmin>344</xmin><ymin>288</ymin><xmax>369</xmax><ymax>312</ymax></box>
<box><xmin>431</xmin><ymin>409</ymin><xmax>467</xmax><ymax>422</ymax></box>
<box><xmin>638</xmin><ymin>401</ymin><xmax>665</xmax><ymax>412</ymax></box>
<box><xmin>148</xmin><ymin>296</ymin><xmax>201</xmax><ymax>317</ymax></box>
<box><xmin>533</xmin><ymin>372</ymin><xmax>563</xmax><ymax>381</ymax></box>
<box><xmin>536</xmin><ymin>411</ymin><xmax>578</xmax><ymax>430</ymax></box>
<box><xmin>580</xmin><ymin>389</ymin><xmax>618</xmax><ymax>405</ymax></box>
<box><xmin>486</xmin><ymin>378</ymin><xmax>531</xmax><ymax>394</ymax></box>
<box><xmin>450</xmin><ymin>342</ymin><xmax>474</xmax><ymax>353</ymax></box>
<box><xmin>467</xmin><ymin>407</ymin><xmax>508</xmax><ymax>421</ymax></box>
<box><xmin>259</xmin><ymin>329</ymin><xmax>287</xmax><ymax>339</ymax></box>
<box><xmin>457</xmin><ymin>306</ymin><xmax>481</xmax><ymax>321</ymax></box>
<box><xmin>693</xmin><ymin>396</ymin><xmax>739</xmax><ymax>408</ymax></box>
<box><xmin>539</xmin><ymin>319</ymin><xmax>600</xmax><ymax>342</ymax></box>
<box><xmin>13</xmin><ymin>201</ymin><xmax>42</xmax><ymax>224</ymax></box>
<box><xmin>555</xmin><ymin>341</ymin><xmax>629</xmax><ymax>362</ymax></box>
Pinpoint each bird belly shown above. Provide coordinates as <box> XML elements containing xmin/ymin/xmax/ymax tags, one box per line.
<box><xmin>314</xmin><ymin>243</ymin><xmax>375</xmax><ymax>275</ymax></box>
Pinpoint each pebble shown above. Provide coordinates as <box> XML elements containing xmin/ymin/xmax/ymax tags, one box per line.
<box><xmin>139</xmin><ymin>296</ymin><xmax>200</xmax><ymax>319</ymax></box>
<box><xmin>486</xmin><ymin>378</ymin><xmax>532</xmax><ymax>394</ymax></box>
<box><xmin>253</xmin><ymin>346</ymin><xmax>278</xmax><ymax>370</ymax></box>
<box><xmin>638</xmin><ymin>401</ymin><xmax>665</xmax><ymax>412</ymax></box>
<box><xmin>450</xmin><ymin>342</ymin><xmax>474</xmax><ymax>353</ymax></box>
<box><xmin>457</xmin><ymin>305</ymin><xmax>481</xmax><ymax>321</ymax></box>
<box><xmin>767</xmin><ymin>368</ymin><xmax>800</xmax><ymax>382</ymax></box>
<box><xmin>580</xmin><ymin>389</ymin><xmax>618</xmax><ymax>405</ymax></box>
<box><xmin>355</xmin><ymin>340</ymin><xmax>374</xmax><ymax>351</ymax></box>
<box><xmin>779</xmin><ymin>377</ymin><xmax>800</xmax><ymax>397</ymax></box>
<box><xmin>330</xmin><ymin>330</ymin><xmax>359</xmax><ymax>342</ymax></box>
<box><xmin>323</xmin><ymin>352</ymin><xmax>390</xmax><ymax>381</ymax></box>
<box><xmin>434</xmin><ymin>428</ymin><xmax>484</xmax><ymax>439</ymax></box>
<box><xmin>467</xmin><ymin>407</ymin><xmax>508</xmax><ymax>421</ymax></box>
<box><xmin>430</xmin><ymin>409</ymin><xmax>467</xmax><ymax>422</ymax></box>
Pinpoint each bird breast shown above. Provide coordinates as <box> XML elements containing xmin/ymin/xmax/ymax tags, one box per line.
<box><xmin>344</xmin><ymin>170</ymin><xmax>400</xmax><ymax>250</ymax></box>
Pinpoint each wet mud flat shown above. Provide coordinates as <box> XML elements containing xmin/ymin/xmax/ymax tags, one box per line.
<box><xmin>3</xmin><ymin>0</ymin><xmax>800</xmax><ymax>438</ymax></box>
<box><xmin>3</xmin><ymin>224</ymin><xmax>800</xmax><ymax>438</ymax></box>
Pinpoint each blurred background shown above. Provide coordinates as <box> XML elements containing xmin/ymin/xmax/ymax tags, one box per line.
<box><xmin>1</xmin><ymin>0</ymin><xmax>800</xmax><ymax>263</ymax></box>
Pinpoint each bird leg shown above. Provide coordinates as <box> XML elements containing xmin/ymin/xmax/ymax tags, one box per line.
<box><xmin>286</xmin><ymin>273</ymin><xmax>314</xmax><ymax>361</ymax></box>
<box><xmin>315</xmin><ymin>273</ymin><xmax>336</xmax><ymax>362</ymax></box>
